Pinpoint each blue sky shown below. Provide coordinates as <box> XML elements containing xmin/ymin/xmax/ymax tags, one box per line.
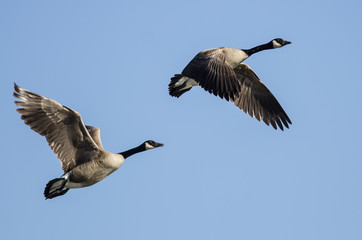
<box><xmin>1</xmin><ymin>0</ymin><xmax>362</xmax><ymax>239</ymax></box>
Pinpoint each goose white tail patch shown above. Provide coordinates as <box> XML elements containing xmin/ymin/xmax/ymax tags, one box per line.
<box><xmin>174</xmin><ymin>76</ymin><xmax>199</xmax><ymax>88</ymax></box>
<box><xmin>62</xmin><ymin>172</ymin><xmax>70</xmax><ymax>180</ymax></box>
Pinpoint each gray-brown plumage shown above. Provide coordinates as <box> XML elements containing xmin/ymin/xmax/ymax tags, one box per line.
<box><xmin>169</xmin><ymin>38</ymin><xmax>292</xmax><ymax>130</ymax></box>
<box><xmin>14</xmin><ymin>83</ymin><xmax>163</xmax><ymax>199</ymax></box>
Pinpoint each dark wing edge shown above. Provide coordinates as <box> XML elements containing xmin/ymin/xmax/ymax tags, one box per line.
<box><xmin>181</xmin><ymin>49</ymin><xmax>241</xmax><ymax>101</ymax></box>
<box><xmin>13</xmin><ymin>83</ymin><xmax>101</xmax><ymax>172</ymax></box>
<box><xmin>232</xmin><ymin>64</ymin><xmax>292</xmax><ymax>130</ymax></box>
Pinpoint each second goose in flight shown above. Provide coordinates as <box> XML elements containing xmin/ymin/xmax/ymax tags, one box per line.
<box><xmin>169</xmin><ymin>38</ymin><xmax>292</xmax><ymax>130</ymax></box>
<box><xmin>14</xmin><ymin>83</ymin><xmax>163</xmax><ymax>199</ymax></box>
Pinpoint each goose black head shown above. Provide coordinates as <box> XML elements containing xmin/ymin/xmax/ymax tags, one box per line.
<box><xmin>271</xmin><ymin>38</ymin><xmax>292</xmax><ymax>48</ymax></box>
<box><xmin>144</xmin><ymin>140</ymin><xmax>164</xmax><ymax>150</ymax></box>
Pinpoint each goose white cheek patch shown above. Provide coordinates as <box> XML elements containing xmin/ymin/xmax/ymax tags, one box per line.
<box><xmin>272</xmin><ymin>40</ymin><xmax>282</xmax><ymax>48</ymax></box>
<box><xmin>145</xmin><ymin>142</ymin><xmax>155</xmax><ymax>150</ymax></box>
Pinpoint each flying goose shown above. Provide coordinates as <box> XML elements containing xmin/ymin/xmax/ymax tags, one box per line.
<box><xmin>169</xmin><ymin>38</ymin><xmax>292</xmax><ymax>130</ymax></box>
<box><xmin>13</xmin><ymin>83</ymin><xmax>163</xmax><ymax>199</ymax></box>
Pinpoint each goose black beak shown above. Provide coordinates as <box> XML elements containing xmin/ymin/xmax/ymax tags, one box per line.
<box><xmin>155</xmin><ymin>142</ymin><xmax>164</xmax><ymax>148</ymax></box>
<box><xmin>283</xmin><ymin>40</ymin><xmax>292</xmax><ymax>45</ymax></box>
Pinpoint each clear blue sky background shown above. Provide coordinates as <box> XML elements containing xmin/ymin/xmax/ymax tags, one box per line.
<box><xmin>1</xmin><ymin>1</ymin><xmax>361</xmax><ymax>239</ymax></box>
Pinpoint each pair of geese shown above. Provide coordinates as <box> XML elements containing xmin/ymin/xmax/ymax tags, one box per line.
<box><xmin>14</xmin><ymin>38</ymin><xmax>292</xmax><ymax>199</ymax></box>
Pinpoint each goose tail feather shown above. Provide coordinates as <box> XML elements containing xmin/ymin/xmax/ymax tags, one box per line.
<box><xmin>169</xmin><ymin>74</ymin><xmax>196</xmax><ymax>98</ymax></box>
<box><xmin>44</xmin><ymin>177</ymin><xmax>69</xmax><ymax>199</ymax></box>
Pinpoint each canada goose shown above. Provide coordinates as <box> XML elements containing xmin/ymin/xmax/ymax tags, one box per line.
<box><xmin>169</xmin><ymin>38</ymin><xmax>292</xmax><ymax>130</ymax></box>
<box><xmin>13</xmin><ymin>83</ymin><xmax>163</xmax><ymax>199</ymax></box>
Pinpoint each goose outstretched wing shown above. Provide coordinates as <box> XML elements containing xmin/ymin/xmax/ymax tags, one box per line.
<box><xmin>14</xmin><ymin>83</ymin><xmax>102</xmax><ymax>172</ymax></box>
<box><xmin>232</xmin><ymin>64</ymin><xmax>292</xmax><ymax>130</ymax></box>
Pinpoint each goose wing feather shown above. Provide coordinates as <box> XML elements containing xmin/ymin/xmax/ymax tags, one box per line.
<box><xmin>181</xmin><ymin>49</ymin><xmax>241</xmax><ymax>101</ymax></box>
<box><xmin>232</xmin><ymin>64</ymin><xmax>292</xmax><ymax>130</ymax></box>
<box><xmin>85</xmin><ymin>125</ymin><xmax>104</xmax><ymax>150</ymax></box>
<box><xmin>14</xmin><ymin>83</ymin><xmax>102</xmax><ymax>172</ymax></box>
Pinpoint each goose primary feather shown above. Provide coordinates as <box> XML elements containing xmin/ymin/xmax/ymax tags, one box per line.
<box><xmin>13</xmin><ymin>83</ymin><xmax>163</xmax><ymax>199</ymax></box>
<box><xmin>169</xmin><ymin>38</ymin><xmax>292</xmax><ymax>130</ymax></box>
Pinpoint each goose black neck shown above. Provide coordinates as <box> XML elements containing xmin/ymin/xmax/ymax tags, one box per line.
<box><xmin>119</xmin><ymin>144</ymin><xmax>145</xmax><ymax>159</ymax></box>
<box><xmin>242</xmin><ymin>42</ymin><xmax>274</xmax><ymax>57</ymax></box>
